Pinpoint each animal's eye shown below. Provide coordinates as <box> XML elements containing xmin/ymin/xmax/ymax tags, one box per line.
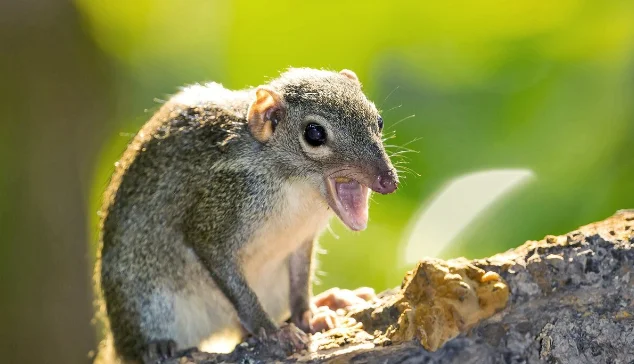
<box><xmin>304</xmin><ymin>123</ymin><xmax>327</xmax><ymax>147</ymax></box>
<box><xmin>377</xmin><ymin>116</ymin><xmax>384</xmax><ymax>131</ymax></box>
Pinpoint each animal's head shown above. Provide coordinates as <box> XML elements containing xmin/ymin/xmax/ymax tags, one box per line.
<box><xmin>247</xmin><ymin>68</ymin><xmax>398</xmax><ymax>231</ymax></box>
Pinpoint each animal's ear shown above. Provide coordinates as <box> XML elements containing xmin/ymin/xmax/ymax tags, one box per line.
<box><xmin>339</xmin><ymin>69</ymin><xmax>361</xmax><ymax>86</ymax></box>
<box><xmin>247</xmin><ymin>87</ymin><xmax>286</xmax><ymax>143</ymax></box>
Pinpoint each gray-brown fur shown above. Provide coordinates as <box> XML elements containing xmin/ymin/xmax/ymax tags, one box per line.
<box><xmin>96</xmin><ymin>68</ymin><xmax>397</xmax><ymax>363</ymax></box>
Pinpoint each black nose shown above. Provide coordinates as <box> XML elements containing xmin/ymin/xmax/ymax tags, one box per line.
<box><xmin>372</xmin><ymin>170</ymin><xmax>398</xmax><ymax>194</ymax></box>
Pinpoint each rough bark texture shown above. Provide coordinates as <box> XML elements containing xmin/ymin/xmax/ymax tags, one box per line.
<box><xmin>171</xmin><ymin>210</ymin><xmax>634</xmax><ymax>364</ymax></box>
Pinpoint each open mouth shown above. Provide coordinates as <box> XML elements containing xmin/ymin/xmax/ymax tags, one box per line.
<box><xmin>325</xmin><ymin>177</ymin><xmax>371</xmax><ymax>231</ymax></box>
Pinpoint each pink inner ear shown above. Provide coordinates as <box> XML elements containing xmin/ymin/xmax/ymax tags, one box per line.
<box><xmin>247</xmin><ymin>87</ymin><xmax>286</xmax><ymax>142</ymax></box>
<box><xmin>265</xmin><ymin>107</ymin><xmax>284</xmax><ymax>131</ymax></box>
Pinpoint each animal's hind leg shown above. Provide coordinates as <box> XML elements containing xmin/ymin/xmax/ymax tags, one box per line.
<box><xmin>102</xmin><ymin>270</ymin><xmax>182</xmax><ymax>363</ymax></box>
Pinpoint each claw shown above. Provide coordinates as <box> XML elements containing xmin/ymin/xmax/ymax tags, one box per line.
<box><xmin>291</xmin><ymin>309</ymin><xmax>314</xmax><ymax>333</ymax></box>
<box><xmin>274</xmin><ymin>323</ymin><xmax>309</xmax><ymax>353</ymax></box>
<box><xmin>142</xmin><ymin>339</ymin><xmax>177</xmax><ymax>364</ymax></box>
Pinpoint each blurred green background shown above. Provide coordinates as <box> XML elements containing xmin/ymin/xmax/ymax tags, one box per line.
<box><xmin>2</xmin><ymin>0</ymin><xmax>633</xmax><ymax>363</ymax></box>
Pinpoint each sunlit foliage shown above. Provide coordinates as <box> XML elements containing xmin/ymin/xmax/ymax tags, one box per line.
<box><xmin>78</xmin><ymin>0</ymin><xmax>634</xmax><ymax>292</ymax></box>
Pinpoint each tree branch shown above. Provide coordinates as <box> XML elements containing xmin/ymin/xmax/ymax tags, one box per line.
<box><xmin>172</xmin><ymin>210</ymin><xmax>634</xmax><ymax>363</ymax></box>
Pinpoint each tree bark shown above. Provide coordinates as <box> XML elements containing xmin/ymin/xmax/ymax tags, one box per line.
<box><xmin>172</xmin><ymin>210</ymin><xmax>634</xmax><ymax>364</ymax></box>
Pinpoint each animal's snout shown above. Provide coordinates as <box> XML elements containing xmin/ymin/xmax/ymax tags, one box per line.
<box><xmin>372</xmin><ymin>170</ymin><xmax>398</xmax><ymax>194</ymax></box>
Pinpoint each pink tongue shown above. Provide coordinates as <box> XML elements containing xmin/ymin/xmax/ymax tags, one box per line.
<box><xmin>335</xmin><ymin>180</ymin><xmax>369</xmax><ymax>231</ymax></box>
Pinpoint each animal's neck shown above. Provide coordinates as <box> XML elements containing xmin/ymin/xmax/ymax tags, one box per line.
<box><xmin>240</xmin><ymin>179</ymin><xmax>331</xmax><ymax>281</ymax></box>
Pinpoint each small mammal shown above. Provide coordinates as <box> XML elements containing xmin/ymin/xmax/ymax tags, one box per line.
<box><xmin>96</xmin><ymin>68</ymin><xmax>398</xmax><ymax>363</ymax></box>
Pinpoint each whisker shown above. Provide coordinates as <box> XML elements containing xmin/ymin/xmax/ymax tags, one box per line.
<box><xmin>388</xmin><ymin>152</ymin><xmax>416</xmax><ymax>160</ymax></box>
<box><xmin>391</xmin><ymin>157</ymin><xmax>412</xmax><ymax>164</ymax></box>
<box><xmin>386</xmin><ymin>114</ymin><xmax>416</xmax><ymax>131</ymax></box>
<box><xmin>388</xmin><ymin>150</ymin><xmax>416</xmax><ymax>157</ymax></box>
<box><xmin>393</xmin><ymin>158</ymin><xmax>412</xmax><ymax>164</ymax></box>
<box><xmin>395</xmin><ymin>163</ymin><xmax>419</xmax><ymax>173</ymax></box>
<box><xmin>384</xmin><ymin>145</ymin><xmax>419</xmax><ymax>153</ymax></box>
<box><xmin>383</xmin><ymin>104</ymin><xmax>403</xmax><ymax>114</ymax></box>
<box><xmin>395</xmin><ymin>166</ymin><xmax>420</xmax><ymax>177</ymax></box>
<box><xmin>381</xmin><ymin>86</ymin><xmax>400</xmax><ymax>107</ymax></box>
<box><xmin>399</xmin><ymin>136</ymin><xmax>424</xmax><ymax>148</ymax></box>
<box><xmin>326</xmin><ymin>224</ymin><xmax>339</xmax><ymax>240</ymax></box>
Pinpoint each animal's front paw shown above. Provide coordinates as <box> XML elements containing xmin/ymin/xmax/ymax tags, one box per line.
<box><xmin>250</xmin><ymin>323</ymin><xmax>309</xmax><ymax>356</ymax></box>
<box><xmin>308</xmin><ymin>305</ymin><xmax>339</xmax><ymax>333</ymax></box>
<box><xmin>312</xmin><ymin>287</ymin><xmax>376</xmax><ymax>311</ymax></box>
<box><xmin>265</xmin><ymin>323</ymin><xmax>309</xmax><ymax>354</ymax></box>
<box><xmin>290</xmin><ymin>308</ymin><xmax>313</xmax><ymax>333</ymax></box>
<box><xmin>309</xmin><ymin>287</ymin><xmax>376</xmax><ymax>333</ymax></box>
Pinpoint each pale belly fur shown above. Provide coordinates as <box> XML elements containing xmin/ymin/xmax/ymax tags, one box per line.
<box><xmin>170</xmin><ymin>180</ymin><xmax>332</xmax><ymax>353</ymax></box>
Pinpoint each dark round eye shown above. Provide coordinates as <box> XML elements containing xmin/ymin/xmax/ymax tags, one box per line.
<box><xmin>304</xmin><ymin>123</ymin><xmax>327</xmax><ymax>146</ymax></box>
<box><xmin>377</xmin><ymin>116</ymin><xmax>384</xmax><ymax>131</ymax></box>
